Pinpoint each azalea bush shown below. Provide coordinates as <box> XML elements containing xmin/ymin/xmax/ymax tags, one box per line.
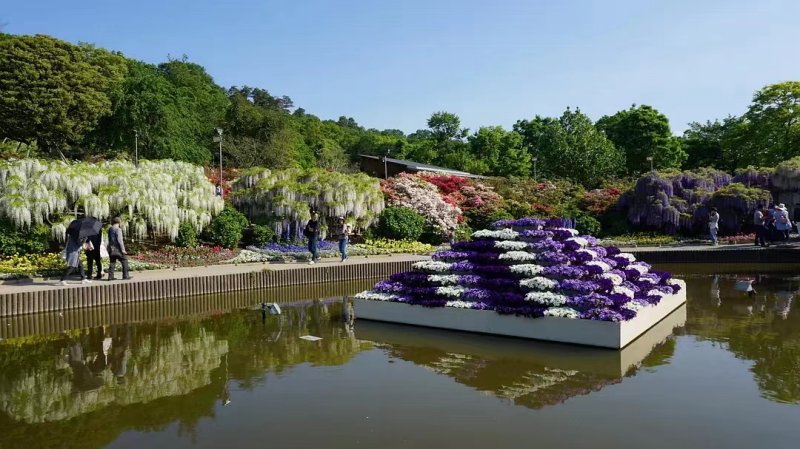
<box><xmin>381</xmin><ymin>173</ymin><xmax>460</xmax><ymax>237</ymax></box>
<box><xmin>486</xmin><ymin>178</ymin><xmax>585</xmax><ymax>219</ymax></box>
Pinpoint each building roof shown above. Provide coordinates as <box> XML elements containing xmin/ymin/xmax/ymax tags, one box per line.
<box><xmin>359</xmin><ymin>154</ymin><xmax>486</xmax><ymax>179</ymax></box>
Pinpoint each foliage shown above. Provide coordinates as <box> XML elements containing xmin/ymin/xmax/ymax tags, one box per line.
<box><xmin>0</xmin><ymin>218</ymin><xmax>50</xmax><ymax>257</ymax></box>
<box><xmin>454</xmin><ymin>223</ymin><xmax>474</xmax><ymax>242</ymax></box>
<box><xmin>732</xmin><ymin>166</ymin><xmax>773</xmax><ymax>189</ymax></box>
<box><xmin>0</xmin><ymin>159</ymin><xmax>223</xmax><ymax>242</ymax></box>
<box><xmin>575</xmin><ymin>214</ymin><xmax>601</xmax><ymax>236</ymax></box>
<box><xmin>131</xmin><ymin>245</ymin><xmax>234</xmax><ymax>267</ymax></box>
<box><xmin>742</xmin><ymin>82</ymin><xmax>800</xmax><ymax>166</ymax></box>
<box><xmin>175</xmin><ymin>222</ymin><xmax>198</xmax><ymax>248</ymax></box>
<box><xmin>0</xmin><ymin>253</ymin><xmax>65</xmax><ymax>276</ymax></box>
<box><xmin>380</xmin><ymin>173</ymin><xmax>461</xmax><ymax>237</ymax></box>
<box><xmin>0</xmin><ymin>34</ymin><xmax>127</xmax><ymax>152</ymax></box>
<box><xmin>599</xmin><ymin>233</ymin><xmax>678</xmax><ymax>246</ymax></box>
<box><xmin>249</xmin><ymin>224</ymin><xmax>276</xmax><ymax>247</ymax></box>
<box><xmin>596</xmin><ymin>104</ymin><xmax>686</xmax><ymax>174</ymax></box>
<box><xmin>354</xmin><ymin>238</ymin><xmax>436</xmax><ymax>254</ymax></box>
<box><xmin>467</xmin><ymin>126</ymin><xmax>531</xmax><ymax>177</ymax></box>
<box><xmin>486</xmin><ymin>177</ymin><xmax>584</xmax><ymax>219</ymax></box>
<box><xmin>581</xmin><ymin>187</ymin><xmax>624</xmax><ymax>216</ymax></box>
<box><xmin>773</xmin><ymin>157</ymin><xmax>800</xmax><ymax>190</ymax></box>
<box><xmin>376</xmin><ymin>207</ymin><xmax>425</xmax><ymax>241</ymax></box>
<box><xmin>465</xmin><ymin>207</ymin><xmax>513</xmax><ymax>232</ymax></box>
<box><xmin>708</xmin><ymin>183</ymin><xmax>772</xmax><ymax>234</ymax></box>
<box><xmin>205</xmin><ymin>208</ymin><xmax>248</xmax><ymax>249</ymax></box>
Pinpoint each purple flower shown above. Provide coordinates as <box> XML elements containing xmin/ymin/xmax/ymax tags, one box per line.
<box><xmin>560</xmin><ymin>279</ymin><xmax>599</xmax><ymax>294</ymax></box>
<box><xmin>610</xmin><ymin>269</ymin><xmax>627</xmax><ymax>281</ymax></box>
<box><xmin>373</xmin><ymin>280</ymin><xmax>406</xmax><ymax>293</ymax></box>
<box><xmin>543</xmin><ymin>265</ymin><xmax>587</xmax><ymax>279</ymax></box>
<box><xmin>622</xmin><ymin>281</ymin><xmax>641</xmax><ymax>293</ymax></box>
<box><xmin>463</xmin><ymin>288</ymin><xmax>492</xmax><ymax>301</ymax></box>
<box><xmin>579</xmin><ymin>308</ymin><xmax>627</xmax><ymax>322</ymax></box>
<box><xmin>407</xmin><ymin>297</ymin><xmax>449</xmax><ymax>307</ymax></box>
<box><xmin>452</xmin><ymin>240</ymin><xmax>497</xmax><ymax>251</ymax></box>
<box><xmin>473</xmin><ymin>265</ymin><xmax>512</xmax><ymax>276</ymax></box>
<box><xmin>476</xmin><ymin>277</ymin><xmax>520</xmax><ymax>289</ymax></box>
<box><xmin>608</xmin><ymin>293</ymin><xmax>631</xmax><ymax>307</ymax></box>
<box><xmin>580</xmin><ymin>235</ymin><xmax>600</xmax><ymax>246</ymax></box>
<box><xmin>568</xmin><ymin>293</ymin><xmax>615</xmax><ymax>310</ymax></box>
<box><xmin>551</xmin><ymin>229</ymin><xmax>576</xmax><ymax>240</ymax></box>
<box><xmin>492</xmin><ymin>217</ymin><xmax>545</xmax><ymax>229</ymax></box>
<box><xmin>592</xmin><ymin>246</ymin><xmax>608</xmax><ymax>258</ymax></box>
<box><xmin>390</xmin><ymin>271</ymin><xmax>429</xmax><ymax>285</ymax></box>
<box><xmin>600</xmin><ymin>257</ymin><xmax>619</xmax><ymax>269</ymax></box>
<box><xmin>568</xmin><ymin>251</ymin><xmax>594</xmax><ymax>264</ymax></box>
<box><xmin>603</xmin><ymin>246</ymin><xmax>621</xmax><ymax>256</ymax></box>
<box><xmin>458</xmin><ymin>274</ymin><xmax>483</xmax><ymax>286</ymax></box>
<box><xmin>595</xmin><ymin>277</ymin><xmax>615</xmax><ymax>292</ymax></box>
<box><xmin>519</xmin><ymin>229</ymin><xmax>554</xmax><ymax>241</ymax></box>
<box><xmin>494</xmin><ymin>305</ymin><xmax>546</xmax><ymax>318</ymax></box>
<box><xmin>528</xmin><ymin>239</ymin><xmax>565</xmax><ymax>252</ymax></box>
<box><xmin>610</xmin><ymin>255</ymin><xmax>632</xmax><ymax>267</ymax></box>
<box><xmin>651</xmin><ymin>270</ymin><xmax>672</xmax><ymax>281</ymax></box>
<box><xmin>450</xmin><ymin>261</ymin><xmax>476</xmax><ymax>272</ymax></box>
<box><xmin>432</xmin><ymin>250</ymin><xmax>470</xmax><ymax>261</ymax></box>
<box><xmin>544</xmin><ymin>218</ymin><xmax>567</xmax><ymax>228</ymax></box>
<box><xmin>539</xmin><ymin>251</ymin><xmax>569</xmax><ymax>265</ymax></box>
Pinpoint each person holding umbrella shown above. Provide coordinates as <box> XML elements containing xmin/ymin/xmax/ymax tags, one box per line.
<box><xmin>59</xmin><ymin>216</ymin><xmax>101</xmax><ymax>285</ymax></box>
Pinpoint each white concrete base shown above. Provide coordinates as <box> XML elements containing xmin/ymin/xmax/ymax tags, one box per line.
<box><xmin>355</xmin><ymin>279</ymin><xmax>686</xmax><ymax>349</ymax></box>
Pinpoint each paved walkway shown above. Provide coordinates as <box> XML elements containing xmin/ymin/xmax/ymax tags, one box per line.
<box><xmin>0</xmin><ymin>254</ymin><xmax>428</xmax><ymax>295</ymax></box>
<box><xmin>622</xmin><ymin>241</ymin><xmax>800</xmax><ymax>252</ymax></box>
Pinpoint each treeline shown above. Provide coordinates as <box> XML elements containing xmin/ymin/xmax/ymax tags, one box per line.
<box><xmin>1</xmin><ymin>33</ymin><xmax>798</xmax><ymax>187</ymax></box>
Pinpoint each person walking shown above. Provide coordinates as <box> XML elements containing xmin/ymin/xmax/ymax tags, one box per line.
<box><xmin>337</xmin><ymin>216</ymin><xmax>352</xmax><ymax>262</ymax></box>
<box><xmin>708</xmin><ymin>208</ymin><xmax>720</xmax><ymax>246</ymax></box>
<box><xmin>107</xmin><ymin>217</ymin><xmax>131</xmax><ymax>280</ymax></box>
<box><xmin>754</xmin><ymin>206</ymin><xmax>769</xmax><ymax>247</ymax></box>
<box><xmin>305</xmin><ymin>212</ymin><xmax>320</xmax><ymax>264</ymax></box>
<box><xmin>60</xmin><ymin>234</ymin><xmax>91</xmax><ymax>285</ymax></box>
<box><xmin>85</xmin><ymin>231</ymin><xmax>103</xmax><ymax>280</ymax></box>
<box><xmin>776</xmin><ymin>203</ymin><xmax>791</xmax><ymax>241</ymax></box>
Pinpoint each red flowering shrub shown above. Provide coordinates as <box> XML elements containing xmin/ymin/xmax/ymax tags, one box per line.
<box><xmin>582</xmin><ymin>188</ymin><xmax>623</xmax><ymax>216</ymax></box>
<box><xmin>205</xmin><ymin>167</ymin><xmax>238</xmax><ymax>197</ymax></box>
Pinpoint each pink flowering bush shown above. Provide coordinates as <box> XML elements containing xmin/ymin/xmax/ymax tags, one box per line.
<box><xmin>381</xmin><ymin>173</ymin><xmax>461</xmax><ymax>236</ymax></box>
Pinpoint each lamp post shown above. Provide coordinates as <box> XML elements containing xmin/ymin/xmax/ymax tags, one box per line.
<box><xmin>646</xmin><ymin>156</ymin><xmax>654</xmax><ymax>172</ymax></box>
<box><xmin>134</xmin><ymin>130</ymin><xmax>139</xmax><ymax>167</ymax></box>
<box><xmin>215</xmin><ymin>128</ymin><xmax>223</xmax><ymax>196</ymax></box>
<box><xmin>532</xmin><ymin>156</ymin><xmax>538</xmax><ymax>179</ymax></box>
<box><xmin>383</xmin><ymin>150</ymin><xmax>390</xmax><ymax>179</ymax></box>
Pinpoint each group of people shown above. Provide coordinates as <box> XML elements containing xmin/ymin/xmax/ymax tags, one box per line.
<box><xmin>60</xmin><ymin>216</ymin><xmax>131</xmax><ymax>285</ymax></box>
<box><xmin>709</xmin><ymin>203</ymin><xmax>793</xmax><ymax>247</ymax></box>
<box><xmin>303</xmin><ymin>213</ymin><xmax>352</xmax><ymax>264</ymax></box>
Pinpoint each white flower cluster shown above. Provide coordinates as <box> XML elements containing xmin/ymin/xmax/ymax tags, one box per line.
<box><xmin>616</xmin><ymin>253</ymin><xmax>636</xmax><ymax>262</ymax></box>
<box><xmin>566</xmin><ymin>237</ymin><xmax>589</xmax><ymax>248</ymax></box>
<box><xmin>622</xmin><ymin>301</ymin><xmax>646</xmax><ymax>312</ymax></box>
<box><xmin>499</xmin><ymin>251</ymin><xmax>537</xmax><ymax>262</ymax></box>
<box><xmin>646</xmin><ymin>289</ymin><xmax>666</xmax><ymax>298</ymax></box>
<box><xmin>575</xmin><ymin>248</ymin><xmax>598</xmax><ymax>259</ymax></box>
<box><xmin>413</xmin><ymin>261</ymin><xmax>452</xmax><ymax>273</ymax></box>
<box><xmin>554</xmin><ymin>228</ymin><xmax>579</xmax><ymax>237</ymax></box>
<box><xmin>520</xmin><ymin>276</ymin><xmax>559</xmax><ymax>291</ymax></box>
<box><xmin>613</xmin><ymin>286</ymin><xmax>635</xmax><ymax>299</ymax></box>
<box><xmin>509</xmin><ymin>264</ymin><xmax>545</xmax><ymax>276</ymax></box>
<box><xmin>638</xmin><ymin>276</ymin><xmax>657</xmax><ymax>285</ymax></box>
<box><xmin>428</xmin><ymin>274</ymin><xmax>460</xmax><ymax>285</ymax></box>
<box><xmin>543</xmin><ymin>307</ymin><xmax>579</xmax><ymax>319</ymax></box>
<box><xmin>494</xmin><ymin>240</ymin><xmax>529</xmax><ymax>251</ymax></box>
<box><xmin>525</xmin><ymin>291</ymin><xmax>568</xmax><ymax>306</ymax></box>
<box><xmin>355</xmin><ymin>291</ymin><xmax>399</xmax><ymax>301</ymax></box>
<box><xmin>627</xmin><ymin>264</ymin><xmax>649</xmax><ymax>276</ymax></box>
<box><xmin>445</xmin><ymin>300</ymin><xmax>475</xmax><ymax>309</ymax></box>
<box><xmin>601</xmin><ymin>272</ymin><xmax>624</xmax><ymax>286</ymax></box>
<box><xmin>472</xmin><ymin>228</ymin><xmax>519</xmax><ymax>240</ymax></box>
<box><xmin>585</xmin><ymin>260</ymin><xmax>612</xmax><ymax>272</ymax></box>
<box><xmin>436</xmin><ymin>285</ymin><xmax>466</xmax><ymax>298</ymax></box>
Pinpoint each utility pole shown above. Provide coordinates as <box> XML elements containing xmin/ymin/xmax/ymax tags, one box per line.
<box><xmin>646</xmin><ymin>156</ymin><xmax>654</xmax><ymax>172</ymax></box>
<box><xmin>383</xmin><ymin>150</ymin><xmax>390</xmax><ymax>179</ymax></box>
<box><xmin>215</xmin><ymin>128</ymin><xmax>224</xmax><ymax>197</ymax></box>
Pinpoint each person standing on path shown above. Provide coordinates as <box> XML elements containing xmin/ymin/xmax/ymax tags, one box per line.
<box><xmin>708</xmin><ymin>208</ymin><xmax>720</xmax><ymax>246</ymax></box>
<box><xmin>107</xmin><ymin>217</ymin><xmax>131</xmax><ymax>280</ymax></box>
<box><xmin>305</xmin><ymin>212</ymin><xmax>320</xmax><ymax>264</ymax></box>
<box><xmin>60</xmin><ymin>234</ymin><xmax>90</xmax><ymax>285</ymax></box>
<box><xmin>85</xmin><ymin>231</ymin><xmax>103</xmax><ymax>280</ymax></box>
<box><xmin>776</xmin><ymin>203</ymin><xmax>792</xmax><ymax>241</ymax></box>
<box><xmin>337</xmin><ymin>216</ymin><xmax>352</xmax><ymax>262</ymax></box>
<box><xmin>754</xmin><ymin>207</ymin><xmax>769</xmax><ymax>247</ymax></box>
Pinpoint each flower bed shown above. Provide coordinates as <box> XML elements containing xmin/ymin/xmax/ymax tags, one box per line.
<box><xmin>233</xmin><ymin>239</ymin><xmax>437</xmax><ymax>263</ymax></box>
<box><xmin>356</xmin><ymin>217</ymin><xmax>681</xmax><ymax>322</ymax></box>
<box><xmin>131</xmin><ymin>245</ymin><xmax>235</xmax><ymax>268</ymax></box>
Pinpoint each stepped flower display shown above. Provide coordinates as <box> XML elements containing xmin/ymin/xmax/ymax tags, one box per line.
<box><xmin>356</xmin><ymin>217</ymin><xmax>681</xmax><ymax>322</ymax></box>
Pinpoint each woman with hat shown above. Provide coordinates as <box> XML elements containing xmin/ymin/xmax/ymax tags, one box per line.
<box><xmin>775</xmin><ymin>203</ymin><xmax>792</xmax><ymax>241</ymax></box>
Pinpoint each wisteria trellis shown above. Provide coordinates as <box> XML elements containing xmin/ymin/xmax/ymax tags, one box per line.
<box><xmin>356</xmin><ymin>217</ymin><xmax>681</xmax><ymax>322</ymax></box>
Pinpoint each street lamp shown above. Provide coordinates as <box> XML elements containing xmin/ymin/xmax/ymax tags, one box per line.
<box><xmin>383</xmin><ymin>149</ymin><xmax>390</xmax><ymax>179</ymax></box>
<box><xmin>532</xmin><ymin>156</ymin><xmax>538</xmax><ymax>179</ymax></box>
<box><xmin>133</xmin><ymin>129</ymin><xmax>139</xmax><ymax>167</ymax></box>
<box><xmin>214</xmin><ymin>128</ymin><xmax>223</xmax><ymax>196</ymax></box>
<box><xmin>646</xmin><ymin>156</ymin><xmax>654</xmax><ymax>172</ymax></box>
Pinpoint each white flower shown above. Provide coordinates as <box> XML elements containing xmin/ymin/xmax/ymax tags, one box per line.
<box><xmin>445</xmin><ymin>300</ymin><xmax>474</xmax><ymax>309</ymax></box>
<box><xmin>355</xmin><ymin>291</ymin><xmax>399</xmax><ymax>301</ymax></box>
<box><xmin>510</xmin><ymin>264</ymin><xmax>544</xmax><ymax>276</ymax></box>
<box><xmin>575</xmin><ymin>248</ymin><xmax>598</xmax><ymax>259</ymax></box>
<box><xmin>601</xmin><ymin>272</ymin><xmax>623</xmax><ymax>286</ymax></box>
<box><xmin>622</xmin><ymin>301</ymin><xmax>646</xmax><ymax>312</ymax></box>
<box><xmin>585</xmin><ymin>260</ymin><xmax>611</xmax><ymax>272</ymax></box>
<box><xmin>413</xmin><ymin>261</ymin><xmax>452</xmax><ymax>273</ymax></box>
<box><xmin>638</xmin><ymin>277</ymin><xmax>657</xmax><ymax>285</ymax></box>
<box><xmin>554</xmin><ymin>227</ymin><xmax>579</xmax><ymax>237</ymax></box>
<box><xmin>520</xmin><ymin>276</ymin><xmax>559</xmax><ymax>291</ymax></box>
<box><xmin>616</xmin><ymin>253</ymin><xmax>636</xmax><ymax>262</ymax></box>
<box><xmin>525</xmin><ymin>291</ymin><xmax>568</xmax><ymax>306</ymax></box>
<box><xmin>613</xmin><ymin>286</ymin><xmax>635</xmax><ymax>299</ymax></box>
<box><xmin>428</xmin><ymin>274</ymin><xmax>460</xmax><ymax>285</ymax></box>
<box><xmin>645</xmin><ymin>288</ymin><xmax>665</xmax><ymax>297</ymax></box>
<box><xmin>566</xmin><ymin>237</ymin><xmax>589</xmax><ymax>248</ymax></box>
<box><xmin>472</xmin><ymin>228</ymin><xmax>519</xmax><ymax>240</ymax></box>
<box><xmin>627</xmin><ymin>264</ymin><xmax>649</xmax><ymax>275</ymax></box>
<box><xmin>494</xmin><ymin>240</ymin><xmax>528</xmax><ymax>251</ymax></box>
<box><xmin>436</xmin><ymin>285</ymin><xmax>466</xmax><ymax>298</ymax></box>
<box><xmin>543</xmin><ymin>307</ymin><xmax>579</xmax><ymax>319</ymax></box>
<box><xmin>499</xmin><ymin>251</ymin><xmax>537</xmax><ymax>262</ymax></box>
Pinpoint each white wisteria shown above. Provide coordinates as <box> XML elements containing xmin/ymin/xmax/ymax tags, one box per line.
<box><xmin>520</xmin><ymin>277</ymin><xmax>559</xmax><ymax>291</ymax></box>
<box><xmin>472</xmin><ymin>228</ymin><xmax>519</xmax><ymax>240</ymax></box>
<box><xmin>231</xmin><ymin>167</ymin><xmax>384</xmax><ymax>239</ymax></box>
<box><xmin>0</xmin><ymin>159</ymin><xmax>223</xmax><ymax>241</ymax></box>
<box><xmin>493</xmin><ymin>240</ymin><xmax>529</xmax><ymax>251</ymax></box>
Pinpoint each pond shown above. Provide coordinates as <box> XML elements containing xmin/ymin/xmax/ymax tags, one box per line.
<box><xmin>0</xmin><ymin>270</ymin><xmax>799</xmax><ymax>449</ymax></box>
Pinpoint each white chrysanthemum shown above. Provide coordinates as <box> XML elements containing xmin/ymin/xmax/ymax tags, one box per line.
<box><xmin>428</xmin><ymin>274</ymin><xmax>460</xmax><ymax>285</ymax></box>
<box><xmin>613</xmin><ymin>286</ymin><xmax>635</xmax><ymax>299</ymax></box>
<box><xmin>445</xmin><ymin>300</ymin><xmax>474</xmax><ymax>309</ymax></box>
<box><xmin>601</xmin><ymin>272</ymin><xmax>623</xmax><ymax>286</ymax></box>
<box><xmin>510</xmin><ymin>264</ymin><xmax>545</xmax><ymax>276</ymax></box>
<box><xmin>472</xmin><ymin>228</ymin><xmax>519</xmax><ymax>240</ymax></box>
<box><xmin>566</xmin><ymin>237</ymin><xmax>589</xmax><ymax>248</ymax></box>
<box><xmin>413</xmin><ymin>261</ymin><xmax>452</xmax><ymax>273</ymax></box>
<box><xmin>586</xmin><ymin>260</ymin><xmax>611</xmax><ymax>272</ymax></box>
<box><xmin>616</xmin><ymin>253</ymin><xmax>636</xmax><ymax>262</ymax></box>
<box><xmin>520</xmin><ymin>276</ymin><xmax>559</xmax><ymax>291</ymax></box>
<box><xmin>543</xmin><ymin>307</ymin><xmax>579</xmax><ymax>319</ymax></box>
<box><xmin>554</xmin><ymin>227</ymin><xmax>579</xmax><ymax>237</ymax></box>
<box><xmin>499</xmin><ymin>251</ymin><xmax>537</xmax><ymax>262</ymax></box>
<box><xmin>525</xmin><ymin>291</ymin><xmax>568</xmax><ymax>306</ymax></box>
<box><xmin>354</xmin><ymin>291</ymin><xmax>399</xmax><ymax>301</ymax></box>
<box><xmin>436</xmin><ymin>286</ymin><xmax>466</xmax><ymax>298</ymax></box>
<box><xmin>494</xmin><ymin>240</ymin><xmax>528</xmax><ymax>251</ymax></box>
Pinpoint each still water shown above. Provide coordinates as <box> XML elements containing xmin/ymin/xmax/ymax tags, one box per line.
<box><xmin>0</xmin><ymin>272</ymin><xmax>799</xmax><ymax>449</ymax></box>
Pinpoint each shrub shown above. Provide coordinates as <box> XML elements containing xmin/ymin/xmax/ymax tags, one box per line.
<box><xmin>0</xmin><ymin>219</ymin><xmax>50</xmax><ymax>257</ymax></box>
<box><xmin>466</xmin><ymin>208</ymin><xmax>513</xmax><ymax>232</ymax></box>
<box><xmin>454</xmin><ymin>223</ymin><xmax>473</xmax><ymax>242</ymax></box>
<box><xmin>575</xmin><ymin>214</ymin><xmax>601</xmax><ymax>236</ymax></box>
<box><xmin>175</xmin><ymin>222</ymin><xmax>198</xmax><ymax>248</ymax></box>
<box><xmin>250</xmin><ymin>224</ymin><xmax>275</xmax><ymax>246</ymax></box>
<box><xmin>206</xmin><ymin>208</ymin><xmax>248</xmax><ymax>249</ymax></box>
<box><xmin>376</xmin><ymin>207</ymin><xmax>425</xmax><ymax>241</ymax></box>
<box><xmin>504</xmin><ymin>200</ymin><xmax>535</xmax><ymax>219</ymax></box>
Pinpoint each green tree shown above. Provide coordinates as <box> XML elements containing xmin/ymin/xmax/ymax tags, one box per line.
<box><xmin>468</xmin><ymin>126</ymin><xmax>531</xmax><ymax>177</ymax></box>
<box><xmin>0</xmin><ymin>34</ymin><xmax>126</xmax><ymax>153</ymax></box>
<box><xmin>596</xmin><ymin>104</ymin><xmax>686</xmax><ymax>174</ymax></box>
<box><xmin>742</xmin><ymin>81</ymin><xmax>800</xmax><ymax>165</ymax></box>
<box><xmin>682</xmin><ymin>117</ymin><xmax>745</xmax><ymax>170</ymax></box>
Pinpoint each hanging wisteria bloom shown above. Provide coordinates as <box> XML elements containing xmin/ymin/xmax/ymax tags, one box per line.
<box><xmin>436</xmin><ymin>286</ymin><xmax>466</xmax><ymax>298</ymax></box>
<box><xmin>428</xmin><ymin>274</ymin><xmax>460</xmax><ymax>285</ymax></box>
<box><xmin>520</xmin><ymin>276</ymin><xmax>559</xmax><ymax>291</ymax></box>
<box><xmin>543</xmin><ymin>307</ymin><xmax>579</xmax><ymax>319</ymax></box>
<box><xmin>499</xmin><ymin>251</ymin><xmax>538</xmax><ymax>262</ymax></box>
<box><xmin>494</xmin><ymin>240</ymin><xmax>529</xmax><ymax>251</ymax></box>
<box><xmin>472</xmin><ymin>228</ymin><xmax>519</xmax><ymax>240</ymax></box>
<box><xmin>525</xmin><ymin>291</ymin><xmax>568</xmax><ymax>306</ymax></box>
<box><xmin>413</xmin><ymin>261</ymin><xmax>452</xmax><ymax>273</ymax></box>
<box><xmin>509</xmin><ymin>264</ymin><xmax>545</xmax><ymax>276</ymax></box>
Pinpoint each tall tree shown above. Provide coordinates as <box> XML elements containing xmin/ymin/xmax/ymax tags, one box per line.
<box><xmin>0</xmin><ymin>34</ymin><xmax>126</xmax><ymax>153</ymax></box>
<box><xmin>743</xmin><ymin>81</ymin><xmax>800</xmax><ymax>165</ymax></box>
<box><xmin>682</xmin><ymin>117</ymin><xmax>745</xmax><ymax>170</ymax></box>
<box><xmin>468</xmin><ymin>126</ymin><xmax>531</xmax><ymax>177</ymax></box>
<box><xmin>596</xmin><ymin>104</ymin><xmax>686</xmax><ymax>174</ymax></box>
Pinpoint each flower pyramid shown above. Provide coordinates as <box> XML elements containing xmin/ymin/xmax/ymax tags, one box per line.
<box><xmin>356</xmin><ymin>218</ymin><xmax>681</xmax><ymax>322</ymax></box>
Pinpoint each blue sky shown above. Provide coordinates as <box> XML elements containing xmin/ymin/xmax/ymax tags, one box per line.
<box><xmin>3</xmin><ymin>0</ymin><xmax>799</xmax><ymax>134</ymax></box>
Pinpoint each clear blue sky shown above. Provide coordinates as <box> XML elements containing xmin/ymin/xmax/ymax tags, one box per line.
<box><xmin>3</xmin><ymin>0</ymin><xmax>799</xmax><ymax>134</ymax></box>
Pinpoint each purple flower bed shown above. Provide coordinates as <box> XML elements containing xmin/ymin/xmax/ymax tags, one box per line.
<box><xmin>519</xmin><ymin>229</ymin><xmax>554</xmax><ymax>241</ymax></box>
<box><xmin>492</xmin><ymin>217</ymin><xmax>546</xmax><ymax>229</ymax></box>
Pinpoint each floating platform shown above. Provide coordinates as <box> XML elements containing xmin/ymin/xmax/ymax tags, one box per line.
<box><xmin>355</xmin><ymin>279</ymin><xmax>686</xmax><ymax>349</ymax></box>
